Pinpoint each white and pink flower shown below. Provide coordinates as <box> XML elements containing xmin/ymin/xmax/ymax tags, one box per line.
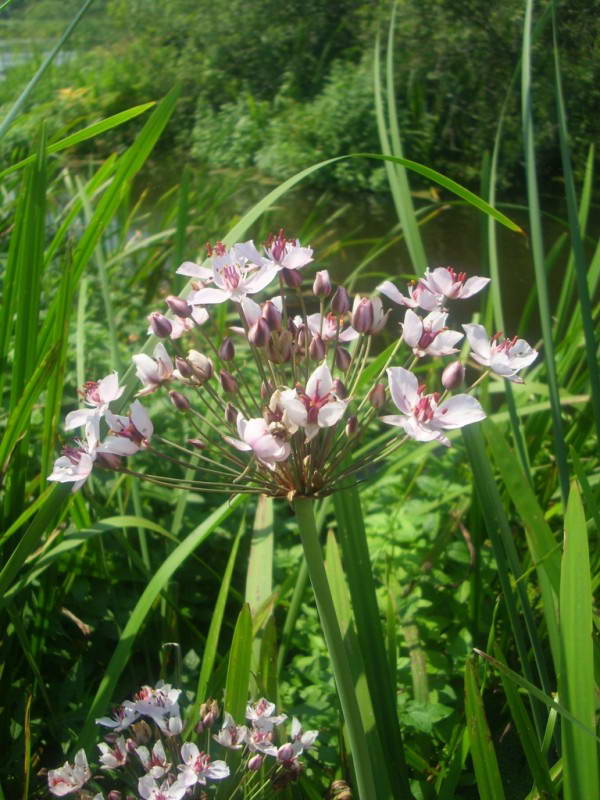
<box><xmin>279</xmin><ymin>363</ymin><xmax>348</xmax><ymax>441</ymax></box>
<box><xmin>100</xmin><ymin>401</ymin><xmax>153</xmax><ymax>457</ymax></box>
<box><xmin>382</xmin><ymin>367</ymin><xmax>485</xmax><ymax>447</ymax></box>
<box><xmin>98</xmin><ymin>736</ymin><xmax>128</xmax><ymax>770</ymax></box>
<box><xmin>135</xmin><ymin>739</ymin><xmax>171</xmax><ymax>779</ymax></box>
<box><xmin>64</xmin><ymin>372</ymin><xmax>124</xmax><ymax>434</ymax></box>
<box><xmin>378</xmin><ymin>279</ymin><xmax>440</xmax><ymax>312</ymax></box>
<box><xmin>185</xmin><ymin>241</ymin><xmax>277</xmax><ymax>304</ymax></box>
<box><xmin>401</xmin><ymin>309</ymin><xmax>463</xmax><ymax>357</ymax></box>
<box><xmin>177</xmin><ymin>743</ymin><xmax>229</xmax><ymax>787</ymax></box>
<box><xmin>263</xmin><ymin>231</ymin><xmax>313</xmax><ymax>272</ymax></box>
<box><xmin>138</xmin><ymin>775</ymin><xmax>187</xmax><ymax>800</ymax></box>
<box><xmin>48</xmin><ymin>426</ymin><xmax>98</xmax><ymax>492</ymax></box>
<box><xmin>133</xmin><ymin>343</ymin><xmax>174</xmax><ymax>396</ymax></box>
<box><xmin>246</xmin><ymin>698</ymin><xmax>288</xmax><ymax>731</ymax></box>
<box><xmin>421</xmin><ymin>267</ymin><xmax>490</xmax><ymax>302</ymax></box>
<box><xmin>225</xmin><ymin>415</ymin><xmax>291</xmax><ymax>469</ymax></box>
<box><xmin>96</xmin><ymin>701</ymin><xmax>138</xmax><ymax>731</ymax></box>
<box><xmin>213</xmin><ymin>711</ymin><xmax>248</xmax><ymax>749</ymax></box>
<box><xmin>48</xmin><ymin>749</ymin><xmax>91</xmax><ymax>796</ymax></box>
<box><xmin>463</xmin><ymin>324</ymin><xmax>538</xmax><ymax>382</ymax></box>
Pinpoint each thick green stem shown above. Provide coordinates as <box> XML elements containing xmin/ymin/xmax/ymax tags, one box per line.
<box><xmin>293</xmin><ymin>496</ymin><xmax>376</xmax><ymax>799</ymax></box>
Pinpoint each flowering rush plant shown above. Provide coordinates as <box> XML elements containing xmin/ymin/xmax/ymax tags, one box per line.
<box><xmin>49</xmin><ymin>231</ymin><xmax>536</xmax><ymax>499</ymax></box>
<box><xmin>48</xmin><ymin>231</ymin><xmax>537</xmax><ymax>798</ymax></box>
<box><xmin>46</xmin><ymin>681</ymin><xmax>318</xmax><ymax>798</ymax></box>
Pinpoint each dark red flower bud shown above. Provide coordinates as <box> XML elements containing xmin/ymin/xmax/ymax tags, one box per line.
<box><xmin>220</xmin><ymin>370</ymin><xmax>238</xmax><ymax>394</ymax></box>
<box><xmin>262</xmin><ymin>300</ymin><xmax>282</xmax><ymax>331</ymax></box>
<box><xmin>333</xmin><ymin>378</ymin><xmax>348</xmax><ymax>398</ymax></box>
<box><xmin>368</xmin><ymin>383</ymin><xmax>386</xmax><ymax>409</ymax></box>
<box><xmin>281</xmin><ymin>267</ymin><xmax>302</xmax><ymax>288</ymax></box>
<box><xmin>148</xmin><ymin>311</ymin><xmax>172</xmax><ymax>338</ymax></box>
<box><xmin>442</xmin><ymin>361</ymin><xmax>465</xmax><ymax>390</ymax></box>
<box><xmin>345</xmin><ymin>415</ymin><xmax>359</xmax><ymax>438</ymax></box>
<box><xmin>248</xmin><ymin>318</ymin><xmax>270</xmax><ymax>347</ymax></box>
<box><xmin>309</xmin><ymin>334</ymin><xmax>326</xmax><ymax>361</ymax></box>
<box><xmin>169</xmin><ymin>390</ymin><xmax>190</xmax><ymax>411</ymax></box>
<box><xmin>175</xmin><ymin>356</ymin><xmax>194</xmax><ymax>378</ymax></box>
<box><xmin>218</xmin><ymin>337</ymin><xmax>235</xmax><ymax>361</ymax></box>
<box><xmin>351</xmin><ymin>297</ymin><xmax>374</xmax><ymax>333</ymax></box>
<box><xmin>331</xmin><ymin>286</ymin><xmax>350</xmax><ymax>314</ymax></box>
<box><xmin>335</xmin><ymin>347</ymin><xmax>352</xmax><ymax>371</ymax></box>
<box><xmin>225</xmin><ymin>402</ymin><xmax>238</xmax><ymax>425</ymax></box>
<box><xmin>313</xmin><ymin>269</ymin><xmax>332</xmax><ymax>297</ymax></box>
<box><xmin>165</xmin><ymin>295</ymin><xmax>192</xmax><ymax>317</ymax></box>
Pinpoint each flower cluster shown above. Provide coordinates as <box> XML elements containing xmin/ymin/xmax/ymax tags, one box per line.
<box><xmin>49</xmin><ymin>234</ymin><xmax>537</xmax><ymax>497</ymax></box>
<box><xmin>47</xmin><ymin>683</ymin><xmax>318</xmax><ymax>798</ymax></box>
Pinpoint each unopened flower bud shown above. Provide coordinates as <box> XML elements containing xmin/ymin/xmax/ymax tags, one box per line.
<box><xmin>248</xmin><ymin>318</ymin><xmax>270</xmax><ymax>347</ymax></box>
<box><xmin>130</xmin><ymin>720</ymin><xmax>152</xmax><ymax>745</ymax></box>
<box><xmin>220</xmin><ymin>370</ymin><xmax>238</xmax><ymax>394</ymax></box>
<box><xmin>169</xmin><ymin>390</ymin><xmax>190</xmax><ymax>411</ymax></box>
<box><xmin>442</xmin><ymin>360</ymin><xmax>465</xmax><ymax>390</ymax></box>
<box><xmin>331</xmin><ymin>286</ymin><xmax>350</xmax><ymax>314</ymax></box>
<box><xmin>247</xmin><ymin>754</ymin><xmax>263</xmax><ymax>771</ymax></box>
<box><xmin>329</xmin><ymin>780</ymin><xmax>353</xmax><ymax>799</ymax></box>
<box><xmin>218</xmin><ymin>337</ymin><xmax>235</xmax><ymax>361</ymax></box>
<box><xmin>96</xmin><ymin>452</ymin><xmax>122</xmax><ymax>470</ymax></box>
<box><xmin>351</xmin><ymin>296</ymin><xmax>374</xmax><ymax>333</ymax></box>
<box><xmin>313</xmin><ymin>269</ymin><xmax>331</xmax><ymax>297</ymax></box>
<box><xmin>165</xmin><ymin>294</ymin><xmax>192</xmax><ymax>317</ymax></box>
<box><xmin>335</xmin><ymin>346</ymin><xmax>352</xmax><ymax>372</ymax></box>
<box><xmin>309</xmin><ymin>334</ymin><xmax>326</xmax><ymax>361</ymax></box>
<box><xmin>333</xmin><ymin>378</ymin><xmax>348</xmax><ymax>398</ymax></box>
<box><xmin>225</xmin><ymin>403</ymin><xmax>238</xmax><ymax>425</ymax></box>
<box><xmin>187</xmin><ymin>438</ymin><xmax>206</xmax><ymax>449</ymax></box>
<box><xmin>368</xmin><ymin>383</ymin><xmax>386</xmax><ymax>409</ymax></box>
<box><xmin>281</xmin><ymin>267</ymin><xmax>302</xmax><ymax>288</ymax></box>
<box><xmin>188</xmin><ymin>350</ymin><xmax>213</xmax><ymax>382</ymax></box>
<box><xmin>261</xmin><ymin>380</ymin><xmax>274</xmax><ymax>400</ymax></box>
<box><xmin>262</xmin><ymin>300</ymin><xmax>282</xmax><ymax>331</ymax></box>
<box><xmin>108</xmin><ymin>791</ymin><xmax>123</xmax><ymax>800</ymax></box>
<box><xmin>148</xmin><ymin>311</ymin><xmax>172</xmax><ymax>338</ymax></box>
<box><xmin>296</xmin><ymin>326</ymin><xmax>308</xmax><ymax>349</ymax></box>
<box><xmin>267</xmin><ymin>330</ymin><xmax>293</xmax><ymax>363</ymax></box>
<box><xmin>175</xmin><ymin>356</ymin><xmax>194</xmax><ymax>378</ymax></box>
<box><xmin>277</xmin><ymin>743</ymin><xmax>295</xmax><ymax>763</ymax></box>
<box><xmin>345</xmin><ymin>415</ymin><xmax>359</xmax><ymax>438</ymax></box>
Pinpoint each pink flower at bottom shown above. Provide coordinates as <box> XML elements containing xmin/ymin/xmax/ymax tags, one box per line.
<box><xmin>225</xmin><ymin>415</ymin><xmax>290</xmax><ymax>469</ymax></box>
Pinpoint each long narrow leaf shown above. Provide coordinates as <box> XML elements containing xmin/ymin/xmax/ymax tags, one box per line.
<box><xmin>560</xmin><ymin>483</ymin><xmax>599</xmax><ymax>799</ymax></box>
<box><xmin>78</xmin><ymin>494</ymin><xmax>246</xmax><ymax>747</ymax></box>
<box><xmin>464</xmin><ymin>658</ymin><xmax>506</xmax><ymax>800</ymax></box>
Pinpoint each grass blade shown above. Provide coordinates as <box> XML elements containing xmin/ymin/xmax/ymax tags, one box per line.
<box><xmin>0</xmin><ymin>103</ymin><xmax>155</xmax><ymax>180</ymax></box>
<box><xmin>0</xmin><ymin>0</ymin><xmax>94</xmax><ymax>141</ymax></box>
<box><xmin>78</xmin><ymin>493</ymin><xmax>246</xmax><ymax>747</ymax></box>
<box><xmin>464</xmin><ymin>657</ymin><xmax>506</xmax><ymax>800</ymax></box>
<box><xmin>494</xmin><ymin>644</ymin><xmax>557</xmax><ymax>798</ymax></box>
<box><xmin>224</xmin><ymin>604</ymin><xmax>253</xmax><ymax>722</ymax></box>
<box><xmin>333</xmin><ymin>486</ymin><xmax>410</xmax><ymax>797</ymax></box>
<box><xmin>559</xmin><ymin>483</ymin><xmax>599</xmax><ymax>799</ymax></box>
<box><xmin>521</xmin><ymin>0</ymin><xmax>569</xmax><ymax>503</ymax></box>
<box><xmin>551</xmin><ymin>11</ymin><xmax>600</xmax><ymax>445</ymax></box>
<box><xmin>186</xmin><ymin>517</ymin><xmax>245</xmax><ymax>733</ymax></box>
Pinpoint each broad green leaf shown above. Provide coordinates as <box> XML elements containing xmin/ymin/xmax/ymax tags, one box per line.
<box><xmin>464</xmin><ymin>658</ymin><xmax>506</xmax><ymax>800</ymax></box>
<box><xmin>560</xmin><ymin>483</ymin><xmax>599</xmax><ymax>800</ymax></box>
